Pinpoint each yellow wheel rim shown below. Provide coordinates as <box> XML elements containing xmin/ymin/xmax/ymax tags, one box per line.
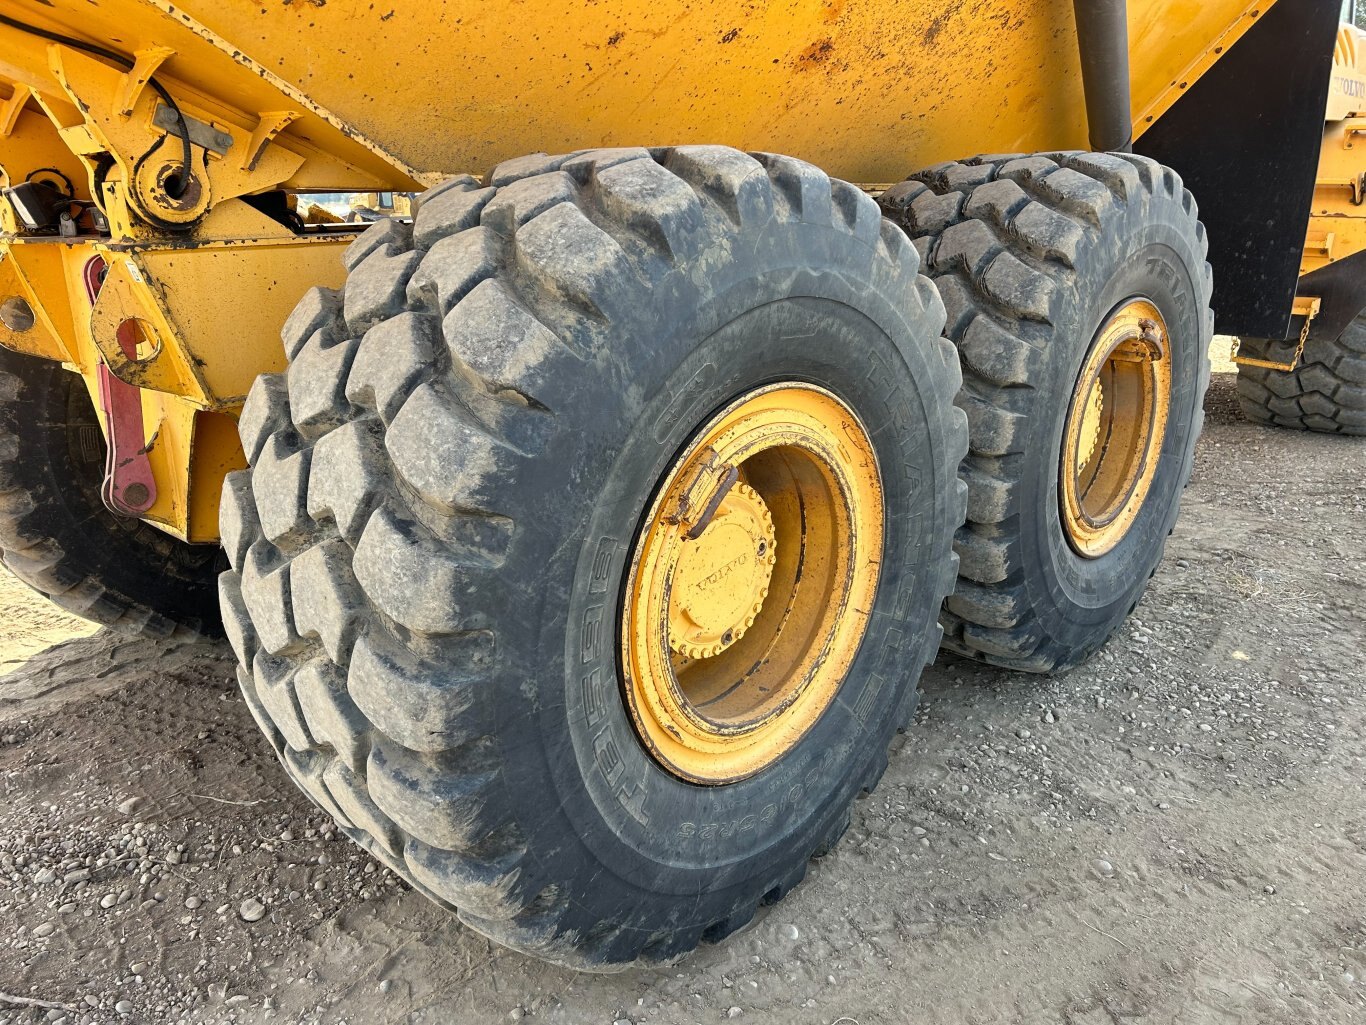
<box><xmin>1061</xmin><ymin>297</ymin><xmax>1173</xmax><ymax>558</ymax></box>
<box><xmin>622</xmin><ymin>383</ymin><xmax>883</xmax><ymax>785</ymax></box>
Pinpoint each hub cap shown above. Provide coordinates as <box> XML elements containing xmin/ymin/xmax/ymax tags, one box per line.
<box><xmin>1061</xmin><ymin>297</ymin><xmax>1173</xmax><ymax>558</ymax></box>
<box><xmin>622</xmin><ymin>383</ymin><xmax>883</xmax><ymax>784</ymax></box>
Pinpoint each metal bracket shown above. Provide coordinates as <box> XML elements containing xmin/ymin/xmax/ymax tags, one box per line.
<box><xmin>152</xmin><ymin>103</ymin><xmax>234</xmax><ymax>156</ymax></box>
<box><xmin>1318</xmin><ymin>173</ymin><xmax>1366</xmax><ymax>205</ymax></box>
<box><xmin>83</xmin><ymin>258</ymin><xmax>156</xmax><ymax>516</ymax></box>
<box><xmin>0</xmin><ymin>84</ymin><xmax>31</xmax><ymax>138</ymax></box>
<box><xmin>242</xmin><ymin>110</ymin><xmax>300</xmax><ymax>172</ymax></box>
<box><xmin>1231</xmin><ymin>296</ymin><xmax>1321</xmax><ymax>372</ymax></box>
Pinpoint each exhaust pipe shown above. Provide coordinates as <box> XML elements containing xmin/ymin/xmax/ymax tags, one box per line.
<box><xmin>1073</xmin><ymin>0</ymin><xmax>1133</xmax><ymax>152</ymax></box>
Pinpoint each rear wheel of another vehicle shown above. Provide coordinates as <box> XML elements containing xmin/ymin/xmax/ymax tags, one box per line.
<box><xmin>219</xmin><ymin>146</ymin><xmax>968</xmax><ymax>969</ymax></box>
<box><xmin>1236</xmin><ymin>318</ymin><xmax>1366</xmax><ymax>435</ymax></box>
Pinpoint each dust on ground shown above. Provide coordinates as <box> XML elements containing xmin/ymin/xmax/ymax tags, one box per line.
<box><xmin>0</xmin><ymin>571</ymin><xmax>95</xmax><ymax>679</ymax></box>
<box><xmin>1</xmin><ymin>367</ymin><xmax>1364</xmax><ymax>1025</ymax></box>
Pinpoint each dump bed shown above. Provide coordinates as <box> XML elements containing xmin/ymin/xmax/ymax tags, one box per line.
<box><xmin>0</xmin><ymin>0</ymin><xmax>1268</xmax><ymax>187</ymax></box>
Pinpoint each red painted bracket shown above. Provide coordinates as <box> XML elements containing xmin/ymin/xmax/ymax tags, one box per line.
<box><xmin>84</xmin><ymin>258</ymin><xmax>156</xmax><ymax>517</ymax></box>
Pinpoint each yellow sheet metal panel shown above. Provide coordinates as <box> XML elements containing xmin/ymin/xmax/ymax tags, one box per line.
<box><xmin>0</xmin><ymin>1</ymin><xmax>428</xmax><ymax>191</ymax></box>
<box><xmin>171</xmin><ymin>0</ymin><xmax>1273</xmax><ymax>183</ymax></box>
<box><xmin>0</xmin><ymin>0</ymin><xmax>1277</xmax><ymax>187</ymax></box>
<box><xmin>93</xmin><ymin>237</ymin><xmax>351</xmax><ymax>406</ymax></box>
<box><xmin>1302</xmin><ymin>25</ymin><xmax>1366</xmax><ymax>281</ymax></box>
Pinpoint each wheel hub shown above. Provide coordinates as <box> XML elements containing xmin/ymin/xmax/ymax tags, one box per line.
<box><xmin>622</xmin><ymin>383</ymin><xmax>883</xmax><ymax>785</ymax></box>
<box><xmin>669</xmin><ymin>481</ymin><xmax>777</xmax><ymax>660</ymax></box>
<box><xmin>1060</xmin><ymin>297</ymin><xmax>1173</xmax><ymax>559</ymax></box>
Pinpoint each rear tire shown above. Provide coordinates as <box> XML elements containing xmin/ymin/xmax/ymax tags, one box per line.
<box><xmin>879</xmin><ymin>152</ymin><xmax>1213</xmax><ymax>673</ymax></box>
<box><xmin>1236</xmin><ymin>319</ymin><xmax>1366</xmax><ymax>435</ymax></box>
<box><xmin>0</xmin><ymin>345</ymin><xmax>223</xmax><ymax>636</ymax></box>
<box><xmin>219</xmin><ymin>146</ymin><xmax>966</xmax><ymax>969</ymax></box>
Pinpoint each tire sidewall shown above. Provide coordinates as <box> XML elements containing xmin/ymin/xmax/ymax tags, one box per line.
<box><xmin>485</xmin><ymin>232</ymin><xmax>956</xmax><ymax>930</ymax></box>
<box><xmin>1018</xmin><ymin>199</ymin><xmax>1207</xmax><ymax>649</ymax></box>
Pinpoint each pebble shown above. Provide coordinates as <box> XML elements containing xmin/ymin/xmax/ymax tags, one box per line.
<box><xmin>613</xmin><ymin>1019</ymin><xmax>632</xmax><ymax>1025</ymax></box>
<box><xmin>1092</xmin><ymin>859</ymin><xmax>1115</xmax><ymax>878</ymax></box>
<box><xmin>184</xmin><ymin>896</ymin><xmax>201</xmax><ymax>910</ymax></box>
<box><xmin>239</xmin><ymin>898</ymin><xmax>267</xmax><ymax>922</ymax></box>
<box><xmin>508</xmin><ymin>1009</ymin><xmax>525</xmax><ymax>1021</ymax></box>
<box><xmin>99</xmin><ymin>893</ymin><xmax>118</xmax><ymax>909</ymax></box>
<box><xmin>32</xmin><ymin>922</ymin><xmax>55</xmax><ymax>938</ymax></box>
<box><xmin>114</xmin><ymin>1001</ymin><xmax>132</xmax><ymax>1015</ymax></box>
<box><xmin>116</xmin><ymin>797</ymin><xmax>142</xmax><ymax>816</ymax></box>
<box><xmin>33</xmin><ymin>867</ymin><xmax>56</xmax><ymax>885</ymax></box>
<box><xmin>727</xmin><ymin>1008</ymin><xmax>743</xmax><ymax>1019</ymax></box>
<box><xmin>780</xmin><ymin>923</ymin><xmax>799</xmax><ymax>941</ymax></box>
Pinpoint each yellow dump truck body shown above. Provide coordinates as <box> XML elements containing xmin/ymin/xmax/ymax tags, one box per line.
<box><xmin>1</xmin><ymin>0</ymin><xmax>1265</xmax><ymax>189</ymax></box>
<box><xmin>0</xmin><ymin>0</ymin><xmax>1335</xmax><ymax>542</ymax></box>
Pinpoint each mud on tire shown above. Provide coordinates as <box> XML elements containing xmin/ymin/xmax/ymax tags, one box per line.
<box><xmin>0</xmin><ymin>345</ymin><xmax>222</xmax><ymax>635</ymax></box>
<box><xmin>879</xmin><ymin>152</ymin><xmax>1213</xmax><ymax>673</ymax></box>
<box><xmin>219</xmin><ymin>146</ymin><xmax>967</xmax><ymax>969</ymax></box>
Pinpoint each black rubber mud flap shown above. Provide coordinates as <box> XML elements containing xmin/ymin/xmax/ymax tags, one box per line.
<box><xmin>219</xmin><ymin>146</ymin><xmax>967</xmax><ymax>969</ymax></box>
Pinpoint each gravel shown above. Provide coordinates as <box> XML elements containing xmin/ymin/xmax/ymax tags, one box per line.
<box><xmin>0</xmin><ymin>372</ymin><xmax>1361</xmax><ymax>1025</ymax></box>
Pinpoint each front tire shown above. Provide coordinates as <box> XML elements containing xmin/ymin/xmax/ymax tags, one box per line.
<box><xmin>220</xmin><ymin>147</ymin><xmax>967</xmax><ymax>969</ymax></box>
<box><xmin>879</xmin><ymin>152</ymin><xmax>1213</xmax><ymax>673</ymax></box>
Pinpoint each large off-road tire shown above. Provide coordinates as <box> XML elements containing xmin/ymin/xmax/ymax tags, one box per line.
<box><xmin>219</xmin><ymin>146</ymin><xmax>967</xmax><ymax>969</ymax></box>
<box><xmin>0</xmin><ymin>345</ymin><xmax>223</xmax><ymax>635</ymax></box>
<box><xmin>879</xmin><ymin>152</ymin><xmax>1213</xmax><ymax>673</ymax></box>
<box><xmin>1235</xmin><ymin>318</ymin><xmax>1366</xmax><ymax>435</ymax></box>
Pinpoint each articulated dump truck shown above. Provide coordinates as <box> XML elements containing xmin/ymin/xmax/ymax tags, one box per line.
<box><xmin>0</xmin><ymin>0</ymin><xmax>1359</xmax><ymax>969</ymax></box>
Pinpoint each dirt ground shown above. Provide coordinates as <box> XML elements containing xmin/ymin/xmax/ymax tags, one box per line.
<box><xmin>1</xmin><ymin>363</ymin><xmax>1364</xmax><ymax>1025</ymax></box>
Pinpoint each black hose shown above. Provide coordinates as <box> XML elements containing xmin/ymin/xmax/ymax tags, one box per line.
<box><xmin>0</xmin><ymin>12</ymin><xmax>192</xmax><ymax>199</ymax></box>
<box><xmin>1072</xmin><ymin>0</ymin><xmax>1133</xmax><ymax>153</ymax></box>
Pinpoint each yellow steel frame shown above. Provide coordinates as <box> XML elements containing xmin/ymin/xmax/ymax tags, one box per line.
<box><xmin>0</xmin><ymin>0</ymin><xmax>1290</xmax><ymax>542</ymax></box>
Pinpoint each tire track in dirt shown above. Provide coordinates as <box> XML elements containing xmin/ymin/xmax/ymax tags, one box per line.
<box><xmin>0</xmin><ymin>372</ymin><xmax>1363</xmax><ymax>1025</ymax></box>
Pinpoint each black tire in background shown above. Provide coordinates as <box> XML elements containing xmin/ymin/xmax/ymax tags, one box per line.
<box><xmin>879</xmin><ymin>152</ymin><xmax>1213</xmax><ymax>673</ymax></box>
<box><xmin>0</xmin><ymin>345</ymin><xmax>223</xmax><ymax>636</ymax></box>
<box><xmin>1236</xmin><ymin>317</ymin><xmax>1366</xmax><ymax>435</ymax></box>
<box><xmin>218</xmin><ymin>146</ymin><xmax>967</xmax><ymax>969</ymax></box>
